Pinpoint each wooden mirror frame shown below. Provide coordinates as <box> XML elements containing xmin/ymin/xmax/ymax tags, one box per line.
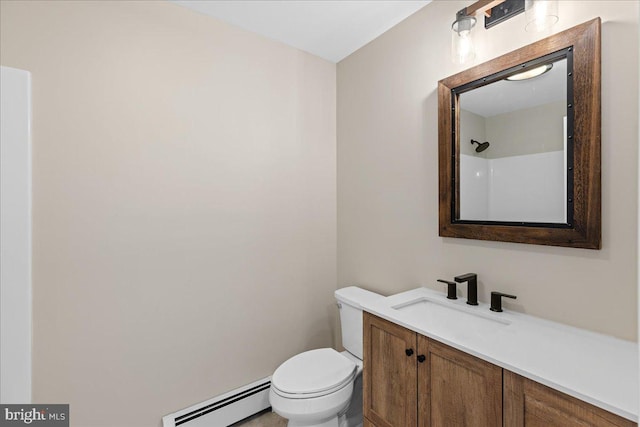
<box><xmin>438</xmin><ymin>18</ymin><xmax>601</xmax><ymax>249</ymax></box>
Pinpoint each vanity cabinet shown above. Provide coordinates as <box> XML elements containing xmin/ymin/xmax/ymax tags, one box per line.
<box><xmin>363</xmin><ymin>313</ymin><xmax>501</xmax><ymax>427</ymax></box>
<box><xmin>418</xmin><ymin>335</ymin><xmax>502</xmax><ymax>427</ymax></box>
<box><xmin>363</xmin><ymin>312</ymin><xmax>417</xmax><ymax>426</ymax></box>
<box><xmin>504</xmin><ymin>371</ymin><xmax>635</xmax><ymax>427</ymax></box>
<box><xmin>363</xmin><ymin>312</ymin><xmax>636</xmax><ymax>427</ymax></box>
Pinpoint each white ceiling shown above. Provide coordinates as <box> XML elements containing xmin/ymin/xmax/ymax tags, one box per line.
<box><xmin>170</xmin><ymin>1</ymin><xmax>431</xmax><ymax>63</ymax></box>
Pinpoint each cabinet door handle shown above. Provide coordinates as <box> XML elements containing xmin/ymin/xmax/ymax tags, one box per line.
<box><xmin>405</xmin><ymin>348</ymin><xmax>414</xmax><ymax>357</ymax></box>
<box><xmin>417</xmin><ymin>355</ymin><xmax>426</xmax><ymax>363</ymax></box>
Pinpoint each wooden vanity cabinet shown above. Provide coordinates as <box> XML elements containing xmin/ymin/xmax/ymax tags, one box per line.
<box><xmin>363</xmin><ymin>312</ymin><xmax>636</xmax><ymax>427</ymax></box>
<box><xmin>418</xmin><ymin>335</ymin><xmax>502</xmax><ymax>427</ymax></box>
<box><xmin>363</xmin><ymin>418</ymin><xmax>377</xmax><ymax>427</ymax></box>
<box><xmin>363</xmin><ymin>312</ymin><xmax>417</xmax><ymax>427</ymax></box>
<box><xmin>504</xmin><ymin>371</ymin><xmax>636</xmax><ymax>427</ymax></box>
<box><xmin>363</xmin><ymin>313</ymin><xmax>501</xmax><ymax>427</ymax></box>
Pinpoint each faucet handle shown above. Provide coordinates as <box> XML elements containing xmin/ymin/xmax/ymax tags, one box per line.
<box><xmin>437</xmin><ymin>279</ymin><xmax>458</xmax><ymax>300</ymax></box>
<box><xmin>490</xmin><ymin>291</ymin><xmax>517</xmax><ymax>312</ymax></box>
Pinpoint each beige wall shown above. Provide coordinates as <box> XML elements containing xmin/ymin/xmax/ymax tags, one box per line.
<box><xmin>461</xmin><ymin>101</ymin><xmax>566</xmax><ymax>158</ymax></box>
<box><xmin>0</xmin><ymin>1</ymin><xmax>336</xmax><ymax>426</ymax></box>
<box><xmin>338</xmin><ymin>1</ymin><xmax>638</xmax><ymax>340</ymax></box>
<box><xmin>485</xmin><ymin>100</ymin><xmax>566</xmax><ymax>158</ymax></box>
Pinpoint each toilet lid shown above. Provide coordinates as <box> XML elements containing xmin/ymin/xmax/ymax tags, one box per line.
<box><xmin>271</xmin><ymin>348</ymin><xmax>357</xmax><ymax>397</ymax></box>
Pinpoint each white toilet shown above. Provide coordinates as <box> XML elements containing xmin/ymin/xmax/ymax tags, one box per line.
<box><xmin>269</xmin><ymin>287</ymin><xmax>382</xmax><ymax>427</ymax></box>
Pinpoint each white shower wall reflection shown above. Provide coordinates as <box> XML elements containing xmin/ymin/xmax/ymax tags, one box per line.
<box><xmin>460</xmin><ymin>151</ymin><xmax>566</xmax><ymax>222</ymax></box>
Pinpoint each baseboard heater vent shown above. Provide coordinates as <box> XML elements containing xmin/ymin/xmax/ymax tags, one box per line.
<box><xmin>162</xmin><ymin>377</ymin><xmax>272</xmax><ymax>427</ymax></box>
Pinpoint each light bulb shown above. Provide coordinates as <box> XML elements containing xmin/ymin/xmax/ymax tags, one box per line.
<box><xmin>525</xmin><ymin>0</ymin><xmax>559</xmax><ymax>32</ymax></box>
<box><xmin>451</xmin><ymin>15</ymin><xmax>476</xmax><ymax>64</ymax></box>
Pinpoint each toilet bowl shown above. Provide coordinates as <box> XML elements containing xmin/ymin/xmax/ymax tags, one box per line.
<box><xmin>270</xmin><ymin>349</ymin><xmax>361</xmax><ymax>427</ymax></box>
<box><xmin>269</xmin><ymin>287</ymin><xmax>382</xmax><ymax>427</ymax></box>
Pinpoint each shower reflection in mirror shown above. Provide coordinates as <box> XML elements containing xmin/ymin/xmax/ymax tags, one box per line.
<box><xmin>457</xmin><ymin>55</ymin><xmax>569</xmax><ymax>225</ymax></box>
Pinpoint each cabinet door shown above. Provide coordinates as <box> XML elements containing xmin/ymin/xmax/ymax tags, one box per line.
<box><xmin>417</xmin><ymin>336</ymin><xmax>502</xmax><ymax>427</ymax></box>
<box><xmin>364</xmin><ymin>417</ymin><xmax>379</xmax><ymax>427</ymax></box>
<box><xmin>363</xmin><ymin>313</ymin><xmax>418</xmax><ymax>427</ymax></box>
<box><xmin>504</xmin><ymin>371</ymin><xmax>636</xmax><ymax>427</ymax></box>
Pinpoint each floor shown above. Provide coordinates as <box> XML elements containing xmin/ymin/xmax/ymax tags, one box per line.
<box><xmin>233</xmin><ymin>409</ymin><xmax>288</xmax><ymax>427</ymax></box>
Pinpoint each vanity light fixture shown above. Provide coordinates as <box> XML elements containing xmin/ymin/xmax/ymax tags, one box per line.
<box><xmin>506</xmin><ymin>63</ymin><xmax>553</xmax><ymax>81</ymax></box>
<box><xmin>525</xmin><ymin>0</ymin><xmax>559</xmax><ymax>32</ymax></box>
<box><xmin>451</xmin><ymin>0</ymin><xmax>558</xmax><ymax>63</ymax></box>
<box><xmin>451</xmin><ymin>11</ymin><xmax>477</xmax><ymax>65</ymax></box>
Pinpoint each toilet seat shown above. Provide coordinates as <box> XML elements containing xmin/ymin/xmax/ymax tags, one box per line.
<box><xmin>271</xmin><ymin>348</ymin><xmax>357</xmax><ymax>399</ymax></box>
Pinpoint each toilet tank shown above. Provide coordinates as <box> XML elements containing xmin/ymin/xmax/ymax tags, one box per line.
<box><xmin>335</xmin><ymin>287</ymin><xmax>383</xmax><ymax>360</ymax></box>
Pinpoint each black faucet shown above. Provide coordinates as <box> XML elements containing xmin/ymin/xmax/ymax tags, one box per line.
<box><xmin>437</xmin><ymin>279</ymin><xmax>458</xmax><ymax>299</ymax></box>
<box><xmin>454</xmin><ymin>273</ymin><xmax>478</xmax><ymax>306</ymax></box>
<box><xmin>490</xmin><ymin>291</ymin><xmax>517</xmax><ymax>312</ymax></box>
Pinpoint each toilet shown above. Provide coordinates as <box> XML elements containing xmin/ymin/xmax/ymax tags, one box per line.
<box><xmin>269</xmin><ymin>287</ymin><xmax>382</xmax><ymax>427</ymax></box>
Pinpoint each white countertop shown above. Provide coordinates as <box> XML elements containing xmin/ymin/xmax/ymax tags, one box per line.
<box><xmin>361</xmin><ymin>287</ymin><xmax>638</xmax><ymax>422</ymax></box>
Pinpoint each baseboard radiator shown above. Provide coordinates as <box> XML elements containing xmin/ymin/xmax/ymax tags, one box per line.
<box><xmin>162</xmin><ymin>377</ymin><xmax>272</xmax><ymax>427</ymax></box>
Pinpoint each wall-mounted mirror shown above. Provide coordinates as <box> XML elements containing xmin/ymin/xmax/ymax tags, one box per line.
<box><xmin>438</xmin><ymin>18</ymin><xmax>601</xmax><ymax>249</ymax></box>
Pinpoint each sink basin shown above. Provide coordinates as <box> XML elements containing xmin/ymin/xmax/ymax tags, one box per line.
<box><xmin>391</xmin><ymin>297</ymin><xmax>510</xmax><ymax>337</ymax></box>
